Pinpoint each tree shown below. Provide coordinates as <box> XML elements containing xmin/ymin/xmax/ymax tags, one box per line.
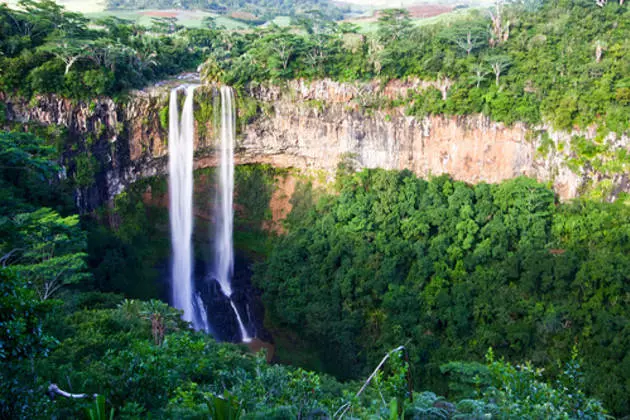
<box><xmin>0</xmin><ymin>267</ymin><xmax>54</xmax><ymax>419</ymax></box>
<box><xmin>338</xmin><ymin>22</ymin><xmax>359</xmax><ymax>34</ymax></box>
<box><xmin>202</xmin><ymin>16</ymin><xmax>218</xmax><ymax>30</ymax></box>
<box><xmin>4</xmin><ymin>208</ymin><xmax>90</xmax><ymax>300</ymax></box>
<box><xmin>9</xmin><ymin>0</ymin><xmax>87</xmax><ymax>40</ymax></box>
<box><xmin>448</xmin><ymin>25</ymin><xmax>487</xmax><ymax>56</ymax></box>
<box><xmin>304</xmin><ymin>31</ymin><xmax>338</xmax><ymax>76</ymax></box>
<box><xmin>486</xmin><ymin>55</ymin><xmax>511</xmax><ymax>86</ymax></box>
<box><xmin>376</xmin><ymin>9</ymin><xmax>412</xmax><ymax>44</ymax></box>
<box><xmin>138</xmin><ymin>300</ymin><xmax>181</xmax><ymax>346</ymax></box>
<box><xmin>258</xmin><ymin>29</ymin><xmax>301</xmax><ymax>77</ymax></box>
<box><xmin>0</xmin><ymin>268</ymin><xmax>52</xmax><ymax>361</ymax></box>
<box><xmin>0</xmin><ymin>132</ymin><xmax>60</xmax><ymax>215</ymax></box>
<box><xmin>0</xmin><ymin>131</ymin><xmax>68</xmax><ymax>415</ymax></box>
<box><xmin>18</xmin><ymin>0</ymin><xmax>87</xmax><ymax>33</ymax></box>
<box><xmin>271</xmin><ymin>37</ymin><xmax>294</xmax><ymax>73</ymax></box>
<box><xmin>489</xmin><ymin>0</ymin><xmax>510</xmax><ymax>46</ymax></box>
<box><xmin>199</xmin><ymin>55</ymin><xmax>225</xmax><ymax>84</ymax></box>
<box><xmin>94</xmin><ymin>16</ymin><xmax>135</xmax><ymax>41</ymax></box>
<box><xmin>469</xmin><ymin>62</ymin><xmax>489</xmax><ymax>87</ymax></box>
<box><xmin>85</xmin><ymin>38</ymin><xmax>132</xmax><ymax>72</ymax></box>
<box><xmin>38</xmin><ymin>32</ymin><xmax>88</xmax><ymax>74</ymax></box>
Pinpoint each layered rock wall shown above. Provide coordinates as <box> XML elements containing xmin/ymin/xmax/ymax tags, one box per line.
<box><xmin>2</xmin><ymin>79</ymin><xmax>628</xmax><ymax>210</ymax></box>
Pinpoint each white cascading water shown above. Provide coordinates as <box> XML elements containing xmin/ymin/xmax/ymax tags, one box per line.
<box><xmin>214</xmin><ymin>86</ymin><xmax>251</xmax><ymax>343</ymax></box>
<box><xmin>168</xmin><ymin>85</ymin><xmax>198</xmax><ymax>326</ymax></box>
<box><xmin>194</xmin><ymin>293</ymin><xmax>210</xmax><ymax>332</ymax></box>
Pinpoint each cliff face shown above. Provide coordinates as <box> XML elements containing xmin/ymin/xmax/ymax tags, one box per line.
<box><xmin>243</xmin><ymin>80</ymin><xmax>629</xmax><ymax>201</ymax></box>
<box><xmin>2</xmin><ymin>79</ymin><xmax>628</xmax><ymax>210</ymax></box>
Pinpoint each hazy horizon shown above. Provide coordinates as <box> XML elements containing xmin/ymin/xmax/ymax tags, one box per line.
<box><xmin>4</xmin><ymin>0</ymin><xmax>492</xmax><ymax>13</ymax></box>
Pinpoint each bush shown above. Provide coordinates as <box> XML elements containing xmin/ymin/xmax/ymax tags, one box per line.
<box><xmin>27</xmin><ymin>60</ymin><xmax>65</xmax><ymax>94</ymax></box>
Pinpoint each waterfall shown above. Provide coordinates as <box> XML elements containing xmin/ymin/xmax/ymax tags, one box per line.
<box><xmin>213</xmin><ymin>86</ymin><xmax>251</xmax><ymax>343</ymax></box>
<box><xmin>194</xmin><ymin>293</ymin><xmax>210</xmax><ymax>333</ymax></box>
<box><xmin>168</xmin><ymin>84</ymin><xmax>250</xmax><ymax>342</ymax></box>
<box><xmin>168</xmin><ymin>85</ymin><xmax>197</xmax><ymax>326</ymax></box>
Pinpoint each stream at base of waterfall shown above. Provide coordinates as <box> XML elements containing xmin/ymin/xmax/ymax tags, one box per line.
<box><xmin>168</xmin><ymin>84</ymin><xmax>252</xmax><ymax>343</ymax></box>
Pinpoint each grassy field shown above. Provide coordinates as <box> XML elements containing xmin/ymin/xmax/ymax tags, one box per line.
<box><xmin>5</xmin><ymin>0</ymin><xmax>248</xmax><ymax>29</ymax></box>
<box><xmin>269</xmin><ymin>15</ymin><xmax>292</xmax><ymax>27</ymax></box>
<box><xmin>345</xmin><ymin>1</ymin><xmax>491</xmax><ymax>33</ymax></box>
<box><xmin>4</xmin><ymin>0</ymin><xmax>491</xmax><ymax>31</ymax></box>
<box><xmin>85</xmin><ymin>9</ymin><xmax>248</xmax><ymax>29</ymax></box>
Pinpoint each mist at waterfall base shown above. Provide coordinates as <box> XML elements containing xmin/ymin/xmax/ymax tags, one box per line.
<box><xmin>167</xmin><ymin>85</ymin><xmax>255</xmax><ymax>343</ymax></box>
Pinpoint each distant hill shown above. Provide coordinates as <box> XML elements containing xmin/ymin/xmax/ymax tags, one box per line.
<box><xmin>105</xmin><ymin>0</ymin><xmax>348</xmax><ymax>22</ymax></box>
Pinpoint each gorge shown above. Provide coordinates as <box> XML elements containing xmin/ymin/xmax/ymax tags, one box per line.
<box><xmin>2</xmin><ymin>1</ymin><xmax>629</xmax><ymax>417</ymax></box>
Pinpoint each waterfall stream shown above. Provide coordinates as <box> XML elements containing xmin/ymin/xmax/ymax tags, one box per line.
<box><xmin>168</xmin><ymin>85</ymin><xmax>196</xmax><ymax>325</ymax></box>
<box><xmin>213</xmin><ymin>86</ymin><xmax>251</xmax><ymax>343</ymax></box>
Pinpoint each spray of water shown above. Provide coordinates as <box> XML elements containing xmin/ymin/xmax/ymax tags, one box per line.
<box><xmin>213</xmin><ymin>86</ymin><xmax>251</xmax><ymax>343</ymax></box>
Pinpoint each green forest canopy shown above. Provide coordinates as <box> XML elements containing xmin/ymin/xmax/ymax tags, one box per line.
<box><xmin>254</xmin><ymin>168</ymin><xmax>630</xmax><ymax>414</ymax></box>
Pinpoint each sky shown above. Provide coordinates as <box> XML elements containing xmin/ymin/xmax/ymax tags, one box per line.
<box><xmin>4</xmin><ymin>0</ymin><xmax>106</xmax><ymax>13</ymax></box>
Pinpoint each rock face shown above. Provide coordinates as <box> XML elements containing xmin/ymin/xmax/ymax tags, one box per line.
<box><xmin>2</xmin><ymin>79</ymin><xmax>628</xmax><ymax>210</ymax></box>
<box><xmin>2</xmin><ymin>90</ymin><xmax>170</xmax><ymax>210</ymax></box>
<box><xmin>243</xmin><ymin>80</ymin><xmax>628</xmax><ymax>201</ymax></box>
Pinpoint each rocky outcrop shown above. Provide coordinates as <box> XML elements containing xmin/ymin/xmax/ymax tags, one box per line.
<box><xmin>2</xmin><ymin>78</ymin><xmax>628</xmax><ymax>210</ymax></box>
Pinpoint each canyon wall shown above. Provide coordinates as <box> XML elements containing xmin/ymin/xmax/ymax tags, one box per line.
<box><xmin>243</xmin><ymin>80</ymin><xmax>628</xmax><ymax>201</ymax></box>
<box><xmin>2</xmin><ymin>79</ymin><xmax>628</xmax><ymax>210</ymax></box>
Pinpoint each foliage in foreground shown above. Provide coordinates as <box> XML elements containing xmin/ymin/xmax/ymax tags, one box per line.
<box><xmin>0</xmin><ymin>293</ymin><xmax>609</xmax><ymax>418</ymax></box>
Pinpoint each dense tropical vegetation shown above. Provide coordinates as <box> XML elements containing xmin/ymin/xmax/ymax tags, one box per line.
<box><xmin>0</xmin><ymin>0</ymin><xmax>204</xmax><ymax>98</ymax></box>
<box><xmin>1</xmin><ymin>0</ymin><xmax>629</xmax><ymax>418</ymax></box>
<box><xmin>0</xmin><ymin>127</ymin><xmax>611</xmax><ymax>418</ymax></box>
<box><xmin>202</xmin><ymin>0</ymin><xmax>629</xmax><ymax>133</ymax></box>
<box><xmin>255</xmin><ymin>167</ymin><xmax>630</xmax><ymax>415</ymax></box>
